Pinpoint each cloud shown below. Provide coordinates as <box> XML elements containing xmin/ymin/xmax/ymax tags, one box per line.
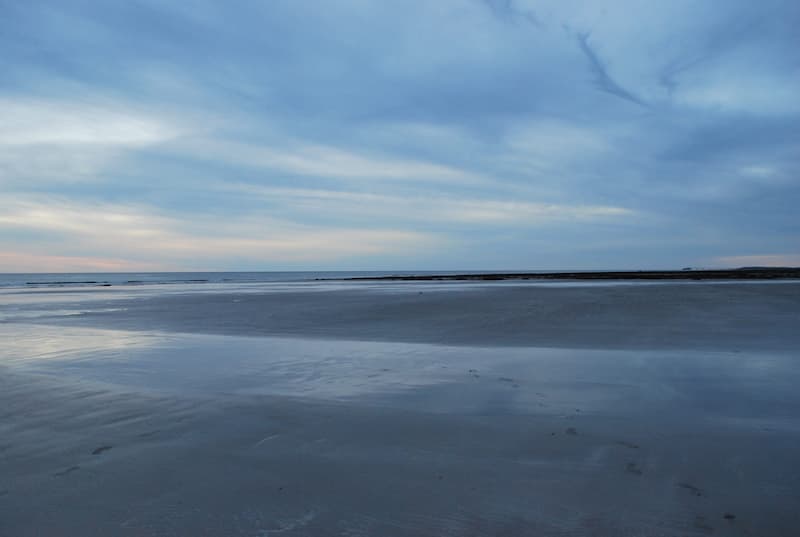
<box><xmin>225</xmin><ymin>185</ymin><xmax>634</xmax><ymax>226</ymax></box>
<box><xmin>712</xmin><ymin>254</ymin><xmax>800</xmax><ymax>268</ymax></box>
<box><xmin>576</xmin><ymin>32</ymin><xmax>648</xmax><ymax>107</ymax></box>
<box><xmin>675</xmin><ymin>73</ymin><xmax>800</xmax><ymax>115</ymax></box>
<box><xmin>0</xmin><ymin>0</ymin><xmax>797</xmax><ymax>270</ymax></box>
<box><xmin>178</xmin><ymin>138</ymin><xmax>482</xmax><ymax>185</ymax></box>
<box><xmin>0</xmin><ymin>252</ymin><xmax>167</xmax><ymax>273</ymax></box>
<box><xmin>0</xmin><ymin>98</ymin><xmax>182</xmax><ymax>186</ymax></box>
<box><xmin>481</xmin><ymin>0</ymin><xmax>540</xmax><ymax>26</ymax></box>
<box><xmin>0</xmin><ymin>197</ymin><xmax>444</xmax><ymax>270</ymax></box>
<box><xmin>0</xmin><ymin>98</ymin><xmax>179</xmax><ymax>147</ymax></box>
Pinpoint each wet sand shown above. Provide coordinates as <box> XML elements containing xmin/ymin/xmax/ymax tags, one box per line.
<box><xmin>1</xmin><ymin>281</ymin><xmax>799</xmax><ymax>536</ymax></box>
<box><xmin>32</xmin><ymin>280</ymin><xmax>800</xmax><ymax>352</ymax></box>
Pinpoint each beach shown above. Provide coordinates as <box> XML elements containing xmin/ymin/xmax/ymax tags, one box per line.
<box><xmin>1</xmin><ymin>279</ymin><xmax>799</xmax><ymax>536</ymax></box>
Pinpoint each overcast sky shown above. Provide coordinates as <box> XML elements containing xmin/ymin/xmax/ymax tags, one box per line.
<box><xmin>1</xmin><ymin>0</ymin><xmax>798</xmax><ymax>272</ymax></box>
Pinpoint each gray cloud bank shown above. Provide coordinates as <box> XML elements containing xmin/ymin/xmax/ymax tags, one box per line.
<box><xmin>0</xmin><ymin>0</ymin><xmax>797</xmax><ymax>271</ymax></box>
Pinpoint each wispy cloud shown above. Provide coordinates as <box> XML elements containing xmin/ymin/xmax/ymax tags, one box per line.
<box><xmin>0</xmin><ymin>98</ymin><xmax>180</xmax><ymax>147</ymax></box>
<box><xmin>0</xmin><ymin>197</ymin><xmax>444</xmax><ymax>270</ymax></box>
<box><xmin>179</xmin><ymin>138</ymin><xmax>481</xmax><ymax>184</ymax></box>
<box><xmin>712</xmin><ymin>254</ymin><xmax>800</xmax><ymax>268</ymax></box>
<box><xmin>576</xmin><ymin>33</ymin><xmax>648</xmax><ymax>107</ymax></box>
<box><xmin>481</xmin><ymin>0</ymin><xmax>540</xmax><ymax>26</ymax></box>
<box><xmin>0</xmin><ymin>252</ymin><xmax>168</xmax><ymax>273</ymax></box>
<box><xmin>0</xmin><ymin>98</ymin><xmax>182</xmax><ymax>186</ymax></box>
<box><xmin>225</xmin><ymin>185</ymin><xmax>634</xmax><ymax>226</ymax></box>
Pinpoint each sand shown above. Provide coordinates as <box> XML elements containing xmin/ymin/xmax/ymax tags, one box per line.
<box><xmin>1</xmin><ymin>281</ymin><xmax>799</xmax><ymax>536</ymax></box>
<box><xmin>36</xmin><ymin>281</ymin><xmax>800</xmax><ymax>351</ymax></box>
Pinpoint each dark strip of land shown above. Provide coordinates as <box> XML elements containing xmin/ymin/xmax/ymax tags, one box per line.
<box><xmin>328</xmin><ymin>267</ymin><xmax>800</xmax><ymax>282</ymax></box>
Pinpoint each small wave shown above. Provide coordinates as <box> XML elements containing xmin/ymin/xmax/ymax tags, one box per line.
<box><xmin>26</xmin><ymin>281</ymin><xmax>101</xmax><ymax>286</ymax></box>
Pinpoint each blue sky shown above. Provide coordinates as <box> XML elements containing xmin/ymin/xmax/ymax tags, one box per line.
<box><xmin>1</xmin><ymin>0</ymin><xmax>798</xmax><ymax>271</ymax></box>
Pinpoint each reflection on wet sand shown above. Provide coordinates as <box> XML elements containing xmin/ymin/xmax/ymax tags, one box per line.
<box><xmin>4</xmin><ymin>324</ymin><xmax>799</xmax><ymax>420</ymax></box>
<box><xmin>0</xmin><ymin>324</ymin><xmax>159</xmax><ymax>366</ymax></box>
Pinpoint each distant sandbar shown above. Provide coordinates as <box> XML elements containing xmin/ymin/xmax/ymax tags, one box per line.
<box><xmin>328</xmin><ymin>267</ymin><xmax>800</xmax><ymax>282</ymax></box>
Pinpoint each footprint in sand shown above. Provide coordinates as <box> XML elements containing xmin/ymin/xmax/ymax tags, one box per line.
<box><xmin>53</xmin><ymin>466</ymin><xmax>80</xmax><ymax>477</ymax></box>
<box><xmin>497</xmin><ymin>377</ymin><xmax>521</xmax><ymax>388</ymax></box>
<box><xmin>678</xmin><ymin>482</ymin><xmax>704</xmax><ymax>497</ymax></box>
<box><xmin>625</xmin><ymin>462</ymin><xmax>643</xmax><ymax>475</ymax></box>
<box><xmin>92</xmin><ymin>445</ymin><xmax>113</xmax><ymax>455</ymax></box>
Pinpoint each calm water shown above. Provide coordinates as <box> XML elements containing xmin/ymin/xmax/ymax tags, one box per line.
<box><xmin>0</xmin><ymin>271</ymin><xmax>470</xmax><ymax>289</ymax></box>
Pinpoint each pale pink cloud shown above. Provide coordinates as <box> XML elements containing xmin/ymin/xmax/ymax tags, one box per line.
<box><xmin>0</xmin><ymin>197</ymin><xmax>445</xmax><ymax>270</ymax></box>
<box><xmin>0</xmin><ymin>252</ymin><xmax>170</xmax><ymax>273</ymax></box>
<box><xmin>712</xmin><ymin>254</ymin><xmax>800</xmax><ymax>268</ymax></box>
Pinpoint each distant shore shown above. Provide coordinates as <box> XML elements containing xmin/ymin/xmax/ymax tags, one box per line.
<box><xmin>328</xmin><ymin>267</ymin><xmax>800</xmax><ymax>282</ymax></box>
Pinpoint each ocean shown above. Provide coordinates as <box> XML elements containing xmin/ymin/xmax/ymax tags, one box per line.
<box><xmin>0</xmin><ymin>271</ymin><xmax>475</xmax><ymax>289</ymax></box>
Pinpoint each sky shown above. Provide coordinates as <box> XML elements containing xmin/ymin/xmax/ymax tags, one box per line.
<box><xmin>0</xmin><ymin>0</ymin><xmax>798</xmax><ymax>272</ymax></box>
